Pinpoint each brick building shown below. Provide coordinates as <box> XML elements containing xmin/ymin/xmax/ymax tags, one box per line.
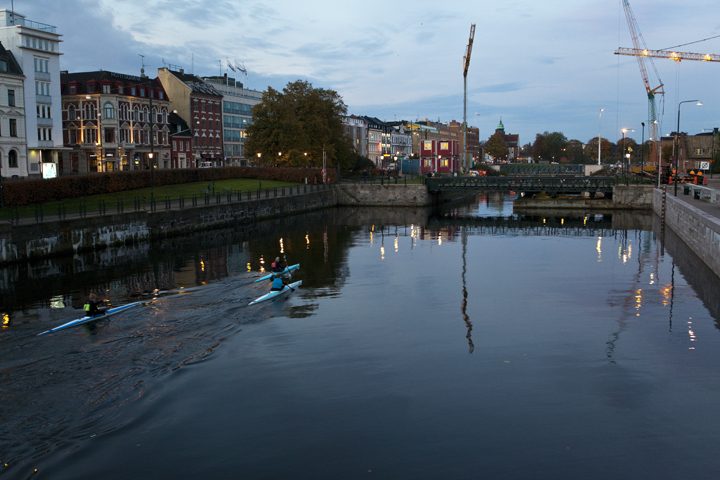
<box><xmin>158</xmin><ymin>67</ymin><xmax>223</xmax><ymax>168</ymax></box>
<box><xmin>60</xmin><ymin>71</ymin><xmax>171</xmax><ymax>173</ymax></box>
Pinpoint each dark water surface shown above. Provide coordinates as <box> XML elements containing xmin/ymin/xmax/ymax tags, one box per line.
<box><xmin>2</xmin><ymin>193</ymin><xmax>720</xmax><ymax>479</ymax></box>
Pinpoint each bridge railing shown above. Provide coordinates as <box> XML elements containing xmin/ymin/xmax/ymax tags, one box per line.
<box><xmin>500</xmin><ymin>164</ymin><xmax>584</xmax><ymax>176</ymax></box>
<box><xmin>426</xmin><ymin>176</ymin><xmax>616</xmax><ymax>195</ymax></box>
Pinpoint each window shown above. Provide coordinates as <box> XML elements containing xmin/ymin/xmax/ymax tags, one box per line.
<box><xmin>9</xmin><ymin>119</ymin><xmax>17</xmax><ymax>137</ymax></box>
<box><xmin>440</xmin><ymin>158</ymin><xmax>448</xmax><ymax>167</ymax></box>
<box><xmin>8</xmin><ymin>150</ymin><xmax>17</xmax><ymax>168</ymax></box>
<box><xmin>104</xmin><ymin>128</ymin><xmax>114</xmax><ymax>143</ymax></box>
<box><xmin>424</xmin><ymin>159</ymin><xmax>432</xmax><ymax>167</ymax></box>
<box><xmin>0</xmin><ymin>60</ymin><xmax>7</xmax><ymax>72</ymax></box>
<box><xmin>173</xmin><ymin>140</ymin><xmax>177</xmax><ymax>151</ymax></box>
<box><xmin>69</xmin><ymin>129</ymin><xmax>77</xmax><ymax>144</ymax></box>
<box><xmin>88</xmin><ymin>83</ymin><xmax>95</xmax><ymax>94</ymax></box>
<box><xmin>8</xmin><ymin>89</ymin><xmax>14</xmax><ymax>106</ymax></box>
<box><xmin>68</xmin><ymin>105</ymin><xmax>76</xmax><ymax>120</ymax></box>
<box><xmin>131</xmin><ymin>87</ymin><xmax>136</xmax><ymax>96</ymax></box>
<box><xmin>85</xmin><ymin>103</ymin><xmax>96</xmax><ymax>120</ymax></box>
<box><xmin>201</xmin><ymin>101</ymin><xmax>206</xmax><ymax>113</ymax></box>
<box><xmin>441</xmin><ymin>142</ymin><xmax>449</xmax><ymax>150</ymax></box>
<box><xmin>102</xmin><ymin>84</ymin><xmax>111</xmax><ymax>94</ymax></box>
<box><xmin>140</xmin><ymin>88</ymin><xmax>145</xmax><ymax>97</ymax></box>
<box><xmin>695</xmin><ymin>148</ymin><xmax>704</xmax><ymax>155</ymax></box>
<box><xmin>423</xmin><ymin>141</ymin><xmax>432</xmax><ymax>150</ymax></box>
<box><xmin>69</xmin><ymin>85</ymin><xmax>76</xmax><ymax>94</ymax></box>
<box><xmin>158</xmin><ymin>91</ymin><xmax>163</xmax><ymax>100</ymax></box>
<box><xmin>104</xmin><ymin>103</ymin><xmax>114</xmax><ymax>119</ymax></box>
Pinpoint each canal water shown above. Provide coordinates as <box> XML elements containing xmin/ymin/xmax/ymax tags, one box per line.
<box><xmin>2</xmin><ymin>193</ymin><xmax>720</xmax><ymax>479</ymax></box>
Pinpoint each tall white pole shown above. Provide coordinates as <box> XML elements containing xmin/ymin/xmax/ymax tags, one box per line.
<box><xmin>598</xmin><ymin>108</ymin><xmax>604</xmax><ymax>166</ymax></box>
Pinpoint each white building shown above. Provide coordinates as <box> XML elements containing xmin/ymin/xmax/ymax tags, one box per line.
<box><xmin>0</xmin><ymin>9</ymin><xmax>64</xmax><ymax>178</ymax></box>
<box><xmin>390</xmin><ymin>126</ymin><xmax>412</xmax><ymax>158</ymax></box>
<box><xmin>0</xmin><ymin>41</ymin><xmax>26</xmax><ymax>179</ymax></box>
<box><xmin>203</xmin><ymin>74</ymin><xmax>261</xmax><ymax>166</ymax></box>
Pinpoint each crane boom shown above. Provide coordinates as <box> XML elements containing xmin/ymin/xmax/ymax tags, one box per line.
<box><xmin>463</xmin><ymin>24</ymin><xmax>475</xmax><ymax>77</ymax></box>
<box><xmin>616</xmin><ymin>47</ymin><xmax>720</xmax><ymax>63</ymax></box>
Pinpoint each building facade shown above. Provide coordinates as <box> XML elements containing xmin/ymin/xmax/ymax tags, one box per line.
<box><xmin>0</xmin><ymin>41</ymin><xmax>26</xmax><ymax>179</ymax></box>
<box><xmin>60</xmin><ymin>71</ymin><xmax>171</xmax><ymax>172</ymax></box>
<box><xmin>343</xmin><ymin>115</ymin><xmax>368</xmax><ymax>158</ymax></box>
<box><xmin>390</xmin><ymin>125</ymin><xmax>412</xmax><ymax>159</ymax></box>
<box><xmin>0</xmin><ymin>9</ymin><xmax>63</xmax><ymax>178</ymax></box>
<box><xmin>420</xmin><ymin>139</ymin><xmax>460</xmax><ymax>174</ymax></box>
<box><xmin>158</xmin><ymin>68</ymin><xmax>223</xmax><ymax>168</ymax></box>
<box><xmin>169</xmin><ymin>112</ymin><xmax>192</xmax><ymax>169</ymax></box>
<box><xmin>447</xmin><ymin>120</ymin><xmax>480</xmax><ymax>167</ymax></box>
<box><xmin>203</xmin><ymin>74</ymin><xmax>261</xmax><ymax>166</ymax></box>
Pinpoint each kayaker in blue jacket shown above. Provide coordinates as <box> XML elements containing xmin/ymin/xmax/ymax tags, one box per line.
<box><xmin>271</xmin><ymin>274</ymin><xmax>288</xmax><ymax>292</ymax></box>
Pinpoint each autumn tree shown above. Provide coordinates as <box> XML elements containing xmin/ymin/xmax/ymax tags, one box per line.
<box><xmin>245</xmin><ymin>80</ymin><xmax>356</xmax><ymax>169</ymax></box>
<box><xmin>484</xmin><ymin>132</ymin><xmax>508</xmax><ymax>161</ymax></box>
<box><xmin>584</xmin><ymin>137</ymin><xmax>614</xmax><ymax>163</ymax></box>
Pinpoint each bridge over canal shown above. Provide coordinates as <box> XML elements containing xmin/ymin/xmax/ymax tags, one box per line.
<box><xmin>425</xmin><ymin>176</ymin><xmax>616</xmax><ymax>198</ymax></box>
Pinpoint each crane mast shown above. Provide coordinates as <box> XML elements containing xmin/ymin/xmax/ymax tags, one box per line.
<box><xmin>621</xmin><ymin>0</ymin><xmax>664</xmax><ymax>144</ymax></box>
<box><xmin>463</xmin><ymin>24</ymin><xmax>475</xmax><ymax>173</ymax></box>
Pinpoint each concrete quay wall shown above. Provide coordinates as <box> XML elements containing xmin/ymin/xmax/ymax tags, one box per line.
<box><xmin>653</xmin><ymin>188</ymin><xmax>720</xmax><ymax>279</ymax></box>
<box><xmin>0</xmin><ymin>190</ymin><xmax>336</xmax><ymax>264</ymax></box>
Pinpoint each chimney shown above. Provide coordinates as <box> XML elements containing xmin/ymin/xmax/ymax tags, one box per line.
<box><xmin>179</xmin><ymin>68</ymin><xmax>184</xmax><ymax>74</ymax></box>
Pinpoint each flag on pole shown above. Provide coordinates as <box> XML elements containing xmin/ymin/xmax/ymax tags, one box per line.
<box><xmin>235</xmin><ymin>60</ymin><xmax>247</xmax><ymax>75</ymax></box>
<box><xmin>227</xmin><ymin>59</ymin><xmax>236</xmax><ymax>72</ymax></box>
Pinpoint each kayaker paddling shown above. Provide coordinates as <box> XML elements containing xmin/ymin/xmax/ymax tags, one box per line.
<box><xmin>270</xmin><ymin>274</ymin><xmax>289</xmax><ymax>292</ymax></box>
<box><xmin>84</xmin><ymin>293</ymin><xmax>107</xmax><ymax>317</ymax></box>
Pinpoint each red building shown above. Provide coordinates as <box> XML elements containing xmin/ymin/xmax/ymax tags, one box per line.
<box><xmin>158</xmin><ymin>67</ymin><xmax>223</xmax><ymax>167</ymax></box>
<box><xmin>420</xmin><ymin>139</ymin><xmax>460</xmax><ymax>174</ymax></box>
<box><xmin>169</xmin><ymin>112</ymin><xmax>192</xmax><ymax>169</ymax></box>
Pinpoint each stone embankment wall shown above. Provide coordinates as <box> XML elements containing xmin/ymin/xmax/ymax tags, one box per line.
<box><xmin>336</xmin><ymin>184</ymin><xmax>429</xmax><ymax>207</ymax></box>
<box><xmin>653</xmin><ymin>188</ymin><xmax>720</xmax><ymax>279</ymax></box>
<box><xmin>0</xmin><ymin>190</ymin><xmax>335</xmax><ymax>264</ymax></box>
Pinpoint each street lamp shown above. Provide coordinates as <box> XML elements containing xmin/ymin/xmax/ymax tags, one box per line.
<box><xmin>598</xmin><ymin>108</ymin><xmax>604</xmax><ymax>165</ymax></box>
<box><xmin>257</xmin><ymin>152</ymin><xmax>262</xmax><ymax>190</ymax></box>
<box><xmin>641</xmin><ymin>122</ymin><xmax>645</xmax><ymax>174</ymax></box>
<box><xmin>621</xmin><ymin>128</ymin><xmax>634</xmax><ymax>183</ymax></box>
<box><xmin>674</xmin><ymin>100</ymin><xmax>702</xmax><ymax>196</ymax></box>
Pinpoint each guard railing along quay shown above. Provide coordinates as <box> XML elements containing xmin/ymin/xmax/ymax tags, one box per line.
<box><xmin>1</xmin><ymin>182</ymin><xmax>334</xmax><ymax>226</ymax></box>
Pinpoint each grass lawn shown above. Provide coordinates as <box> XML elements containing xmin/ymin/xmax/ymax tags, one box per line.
<box><xmin>3</xmin><ymin>178</ymin><xmax>301</xmax><ymax>218</ymax></box>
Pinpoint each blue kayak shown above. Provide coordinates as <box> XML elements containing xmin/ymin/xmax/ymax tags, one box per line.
<box><xmin>37</xmin><ymin>302</ymin><xmax>142</xmax><ymax>336</ymax></box>
<box><xmin>249</xmin><ymin>281</ymin><xmax>302</xmax><ymax>305</ymax></box>
<box><xmin>253</xmin><ymin>264</ymin><xmax>300</xmax><ymax>283</ymax></box>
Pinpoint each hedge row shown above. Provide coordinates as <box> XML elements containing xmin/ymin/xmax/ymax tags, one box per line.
<box><xmin>3</xmin><ymin>167</ymin><xmax>323</xmax><ymax>207</ymax></box>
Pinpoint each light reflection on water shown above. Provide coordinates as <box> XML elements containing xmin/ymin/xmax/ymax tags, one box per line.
<box><xmin>2</xmin><ymin>193</ymin><xmax>720</xmax><ymax>479</ymax></box>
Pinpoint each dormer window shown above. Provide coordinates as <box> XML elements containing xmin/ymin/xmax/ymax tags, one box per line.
<box><xmin>69</xmin><ymin>85</ymin><xmax>76</xmax><ymax>94</ymax></box>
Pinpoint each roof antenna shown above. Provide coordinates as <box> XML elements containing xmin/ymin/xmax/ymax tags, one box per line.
<box><xmin>139</xmin><ymin>54</ymin><xmax>147</xmax><ymax>78</ymax></box>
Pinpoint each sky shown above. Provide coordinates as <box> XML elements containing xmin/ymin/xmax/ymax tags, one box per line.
<box><xmin>13</xmin><ymin>0</ymin><xmax>720</xmax><ymax>146</ymax></box>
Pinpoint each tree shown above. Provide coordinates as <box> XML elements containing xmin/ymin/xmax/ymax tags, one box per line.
<box><xmin>565</xmin><ymin>139</ymin><xmax>586</xmax><ymax>164</ymax></box>
<box><xmin>532</xmin><ymin>131</ymin><xmax>567</xmax><ymax>162</ymax></box>
<box><xmin>584</xmin><ymin>137</ymin><xmax>614</xmax><ymax>163</ymax></box>
<box><xmin>245</xmin><ymin>80</ymin><xmax>355</xmax><ymax>169</ymax></box>
<box><xmin>484</xmin><ymin>132</ymin><xmax>508</xmax><ymax>161</ymax></box>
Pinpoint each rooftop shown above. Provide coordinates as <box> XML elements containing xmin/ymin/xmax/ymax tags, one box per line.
<box><xmin>0</xmin><ymin>10</ymin><xmax>57</xmax><ymax>33</ymax></box>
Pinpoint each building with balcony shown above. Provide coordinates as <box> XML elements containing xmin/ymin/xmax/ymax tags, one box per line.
<box><xmin>203</xmin><ymin>74</ymin><xmax>261</xmax><ymax>166</ymax></box>
<box><xmin>0</xmin><ymin>9</ymin><xmax>64</xmax><ymax>178</ymax></box>
<box><xmin>60</xmin><ymin>71</ymin><xmax>171</xmax><ymax>172</ymax></box>
<box><xmin>0</xmin><ymin>41</ymin><xmax>26</xmax><ymax>179</ymax></box>
<box><xmin>158</xmin><ymin>67</ymin><xmax>223</xmax><ymax>167</ymax></box>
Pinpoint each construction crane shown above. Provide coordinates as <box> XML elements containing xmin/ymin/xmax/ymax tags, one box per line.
<box><xmin>619</xmin><ymin>0</ymin><xmax>664</xmax><ymax>145</ymax></box>
<box><xmin>616</xmin><ymin>47</ymin><xmax>720</xmax><ymax>63</ymax></box>
<box><xmin>462</xmin><ymin>24</ymin><xmax>475</xmax><ymax>173</ymax></box>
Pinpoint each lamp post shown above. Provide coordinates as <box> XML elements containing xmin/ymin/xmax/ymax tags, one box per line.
<box><xmin>598</xmin><ymin>108</ymin><xmax>603</xmax><ymax>165</ymax></box>
<box><xmin>641</xmin><ymin>122</ymin><xmax>645</xmax><ymax>175</ymax></box>
<box><xmin>674</xmin><ymin>100</ymin><xmax>702</xmax><ymax>196</ymax></box>
<box><xmin>257</xmin><ymin>152</ymin><xmax>261</xmax><ymax>190</ymax></box>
